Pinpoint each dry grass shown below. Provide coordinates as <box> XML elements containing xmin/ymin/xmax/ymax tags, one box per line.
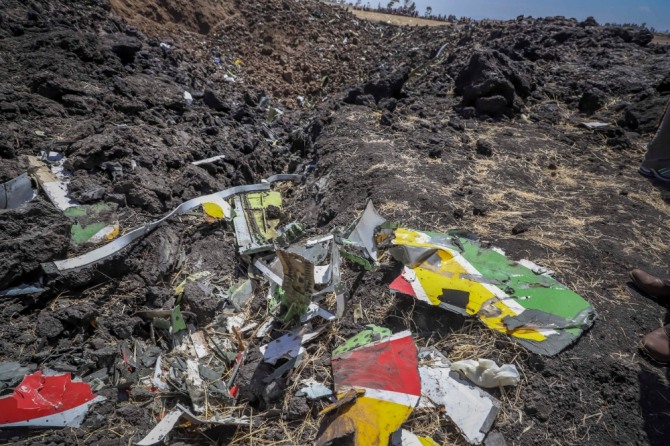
<box><xmin>344</xmin><ymin>7</ymin><xmax>450</xmax><ymax>28</ymax></box>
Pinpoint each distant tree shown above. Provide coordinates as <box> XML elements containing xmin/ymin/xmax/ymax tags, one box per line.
<box><xmin>425</xmin><ymin>6</ymin><xmax>432</xmax><ymax>17</ymax></box>
<box><xmin>387</xmin><ymin>0</ymin><xmax>398</xmax><ymax>8</ymax></box>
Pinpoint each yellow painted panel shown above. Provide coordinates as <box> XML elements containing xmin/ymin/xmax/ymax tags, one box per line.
<box><xmin>334</xmin><ymin>395</ymin><xmax>414</xmax><ymax>446</ymax></box>
<box><xmin>394</xmin><ymin>228</ymin><xmax>547</xmax><ymax>342</ymax></box>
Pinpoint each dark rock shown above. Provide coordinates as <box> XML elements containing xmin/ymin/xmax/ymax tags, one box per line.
<box><xmin>56</xmin><ymin>303</ymin><xmax>99</xmax><ymax>325</ymax></box>
<box><xmin>183</xmin><ymin>280</ymin><xmax>218</xmax><ymax>325</ymax></box>
<box><xmin>475</xmin><ymin>95</ymin><xmax>508</xmax><ymax>115</ymax></box>
<box><xmin>578</xmin><ymin>16</ymin><xmax>599</xmax><ymax>27</ymax></box>
<box><xmin>203</xmin><ymin>89</ymin><xmax>229</xmax><ymax>112</ymax></box>
<box><xmin>379</xmin><ymin>97</ymin><xmax>397</xmax><ymax>112</ymax></box>
<box><xmin>129</xmin><ymin>387</ymin><xmax>154</xmax><ymax>402</ymax></box>
<box><xmin>0</xmin><ymin>200</ymin><xmax>70</xmax><ymax>289</ymax></box>
<box><xmin>607</xmin><ymin>135</ymin><xmax>631</xmax><ymax>150</ymax></box>
<box><xmin>524</xmin><ymin>399</ymin><xmax>553</xmax><ymax>422</ymax></box>
<box><xmin>476</xmin><ymin>139</ymin><xmax>493</xmax><ymax>156</ymax></box>
<box><xmin>473</xmin><ymin>205</ymin><xmax>488</xmax><ymax>216</ymax></box>
<box><xmin>657</xmin><ymin>74</ymin><xmax>670</xmax><ymax>94</ymax></box>
<box><xmin>512</xmin><ymin>222</ymin><xmax>530</xmax><ymax>235</ymax></box>
<box><xmin>632</xmin><ymin>29</ymin><xmax>654</xmax><ymax>46</ymax></box>
<box><xmin>37</xmin><ymin>312</ymin><xmax>64</xmax><ymax>339</ymax></box>
<box><xmin>454</xmin><ymin>49</ymin><xmax>532</xmax><ymax>116</ymax></box>
<box><xmin>354</xmin><ymin>94</ymin><xmax>375</xmax><ymax>107</ymax></box>
<box><xmin>290</xmin><ymin>129</ymin><xmax>312</xmax><ymax>156</ymax></box>
<box><xmin>116</xmin><ymin>405</ymin><xmax>149</xmax><ymax>425</ymax></box>
<box><xmin>579</xmin><ymin>88</ymin><xmax>607</xmax><ymax>114</ymax></box>
<box><xmin>345</xmin><ymin>68</ymin><xmax>410</xmax><ymax>104</ymax></box>
<box><xmin>105</xmin><ymin>193</ymin><xmax>127</xmax><ymax>206</ymax></box>
<box><xmin>621</xmin><ymin>96</ymin><xmax>668</xmax><ymax>133</ymax></box>
<box><xmin>448</xmin><ymin>118</ymin><xmax>465</xmax><ymax>131</ymax></box>
<box><xmin>428</xmin><ymin>147</ymin><xmax>442</xmax><ymax>159</ymax></box>
<box><xmin>109</xmin><ymin>35</ymin><xmax>142</xmax><ymax>65</ymax></box>
<box><xmin>453</xmin><ymin>209</ymin><xmax>464</xmax><ymax>219</ymax></box>
<box><xmin>102</xmin><ymin>315</ymin><xmax>141</xmax><ymax>340</ymax></box>
<box><xmin>284</xmin><ymin>396</ymin><xmax>310</xmax><ymax>421</ymax></box>
<box><xmin>263</xmin><ymin>380</ymin><xmax>284</xmax><ymax>405</ymax></box>
<box><xmin>379</xmin><ymin>111</ymin><xmax>393</xmax><ymax>126</ymax></box>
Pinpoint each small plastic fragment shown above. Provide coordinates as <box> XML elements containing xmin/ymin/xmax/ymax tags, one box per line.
<box><xmin>295</xmin><ymin>378</ymin><xmax>333</xmax><ymax>400</ymax></box>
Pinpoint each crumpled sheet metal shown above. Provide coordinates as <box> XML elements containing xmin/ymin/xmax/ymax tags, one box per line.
<box><xmin>0</xmin><ymin>371</ymin><xmax>105</xmax><ymax>428</ymax></box>
<box><xmin>259</xmin><ymin>326</ymin><xmax>325</xmax><ymax>365</ymax></box>
<box><xmin>389</xmin><ymin>228</ymin><xmax>595</xmax><ymax>356</ymax></box>
<box><xmin>42</xmin><ymin>174</ymin><xmax>303</xmax><ymax>274</ymax></box>
<box><xmin>277</xmin><ymin>249</ymin><xmax>315</xmax><ymax>321</ymax></box>
<box><xmin>347</xmin><ymin>200</ymin><xmax>386</xmax><ymax>265</ymax></box>
<box><xmin>254</xmin><ymin>236</ymin><xmax>346</xmax><ymax>319</ymax></box>
<box><xmin>418</xmin><ymin>349</ymin><xmax>500</xmax><ymax>444</ymax></box>
<box><xmin>0</xmin><ymin>282</ymin><xmax>44</xmax><ymax>297</ymax></box>
<box><xmin>135</xmin><ymin>403</ymin><xmax>252</xmax><ymax>446</ymax></box>
<box><xmin>295</xmin><ymin>378</ymin><xmax>333</xmax><ymax>400</ymax></box>
<box><xmin>0</xmin><ymin>173</ymin><xmax>35</xmax><ymax>210</ymax></box>
<box><xmin>317</xmin><ymin>330</ymin><xmax>420</xmax><ymax>446</ymax></box>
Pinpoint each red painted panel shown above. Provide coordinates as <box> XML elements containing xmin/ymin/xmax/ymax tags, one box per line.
<box><xmin>0</xmin><ymin>372</ymin><xmax>96</xmax><ymax>425</ymax></box>
<box><xmin>333</xmin><ymin>334</ymin><xmax>420</xmax><ymax>396</ymax></box>
<box><xmin>389</xmin><ymin>274</ymin><xmax>416</xmax><ymax>297</ymax></box>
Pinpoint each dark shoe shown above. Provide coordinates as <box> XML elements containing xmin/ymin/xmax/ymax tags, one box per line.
<box><xmin>642</xmin><ymin>325</ymin><xmax>670</xmax><ymax>364</ymax></box>
<box><xmin>639</xmin><ymin>166</ymin><xmax>670</xmax><ymax>182</ymax></box>
<box><xmin>630</xmin><ymin>269</ymin><xmax>670</xmax><ymax>299</ymax></box>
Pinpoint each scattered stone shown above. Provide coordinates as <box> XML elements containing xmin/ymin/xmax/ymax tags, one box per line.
<box><xmin>579</xmin><ymin>88</ymin><xmax>607</xmax><ymax>114</ymax></box>
<box><xmin>203</xmin><ymin>89</ymin><xmax>229</xmax><ymax>111</ymax></box>
<box><xmin>473</xmin><ymin>205</ymin><xmax>488</xmax><ymax>216</ymax></box>
<box><xmin>428</xmin><ymin>147</ymin><xmax>442</xmax><ymax>159</ymax></box>
<box><xmin>379</xmin><ymin>111</ymin><xmax>393</xmax><ymax>126</ymax></box>
<box><xmin>183</xmin><ymin>280</ymin><xmax>218</xmax><ymax>325</ymax></box>
<box><xmin>476</xmin><ymin>139</ymin><xmax>493</xmax><ymax>157</ymax></box>
<box><xmin>476</xmin><ymin>95</ymin><xmax>508</xmax><ymax>115</ymax></box>
<box><xmin>37</xmin><ymin>313</ymin><xmax>64</xmax><ymax>339</ymax></box>
<box><xmin>512</xmin><ymin>222</ymin><xmax>530</xmax><ymax>235</ymax></box>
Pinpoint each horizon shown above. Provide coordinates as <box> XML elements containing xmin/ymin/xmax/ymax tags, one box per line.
<box><xmin>343</xmin><ymin>0</ymin><xmax>670</xmax><ymax>32</ymax></box>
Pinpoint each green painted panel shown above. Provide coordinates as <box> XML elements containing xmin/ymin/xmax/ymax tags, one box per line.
<box><xmin>455</xmin><ymin>237</ymin><xmax>591</xmax><ymax>320</ymax></box>
<box><xmin>332</xmin><ymin>325</ymin><xmax>391</xmax><ymax>358</ymax></box>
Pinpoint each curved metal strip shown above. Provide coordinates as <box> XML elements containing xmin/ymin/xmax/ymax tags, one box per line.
<box><xmin>47</xmin><ymin>175</ymin><xmax>301</xmax><ymax>273</ymax></box>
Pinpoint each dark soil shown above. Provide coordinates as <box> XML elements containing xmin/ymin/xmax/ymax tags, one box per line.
<box><xmin>1</xmin><ymin>1</ymin><xmax>670</xmax><ymax>445</ymax></box>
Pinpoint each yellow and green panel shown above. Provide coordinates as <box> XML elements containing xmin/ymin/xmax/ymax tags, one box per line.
<box><xmin>389</xmin><ymin>228</ymin><xmax>595</xmax><ymax>356</ymax></box>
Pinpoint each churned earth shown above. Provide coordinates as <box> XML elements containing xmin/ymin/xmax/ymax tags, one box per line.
<box><xmin>1</xmin><ymin>0</ymin><xmax>670</xmax><ymax>445</ymax></box>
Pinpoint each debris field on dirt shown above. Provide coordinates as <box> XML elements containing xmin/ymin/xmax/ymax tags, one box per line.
<box><xmin>1</xmin><ymin>0</ymin><xmax>670</xmax><ymax>445</ymax></box>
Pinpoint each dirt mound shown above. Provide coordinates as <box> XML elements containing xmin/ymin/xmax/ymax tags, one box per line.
<box><xmin>109</xmin><ymin>0</ymin><xmax>236</xmax><ymax>35</ymax></box>
<box><xmin>109</xmin><ymin>0</ymin><xmax>399</xmax><ymax>103</ymax></box>
<box><xmin>2</xmin><ymin>1</ymin><xmax>670</xmax><ymax>445</ymax></box>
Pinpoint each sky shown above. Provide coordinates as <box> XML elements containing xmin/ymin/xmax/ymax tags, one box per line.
<box><xmin>347</xmin><ymin>1</ymin><xmax>670</xmax><ymax>32</ymax></box>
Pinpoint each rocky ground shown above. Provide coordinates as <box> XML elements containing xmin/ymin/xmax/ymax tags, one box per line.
<box><xmin>1</xmin><ymin>0</ymin><xmax>670</xmax><ymax>445</ymax></box>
